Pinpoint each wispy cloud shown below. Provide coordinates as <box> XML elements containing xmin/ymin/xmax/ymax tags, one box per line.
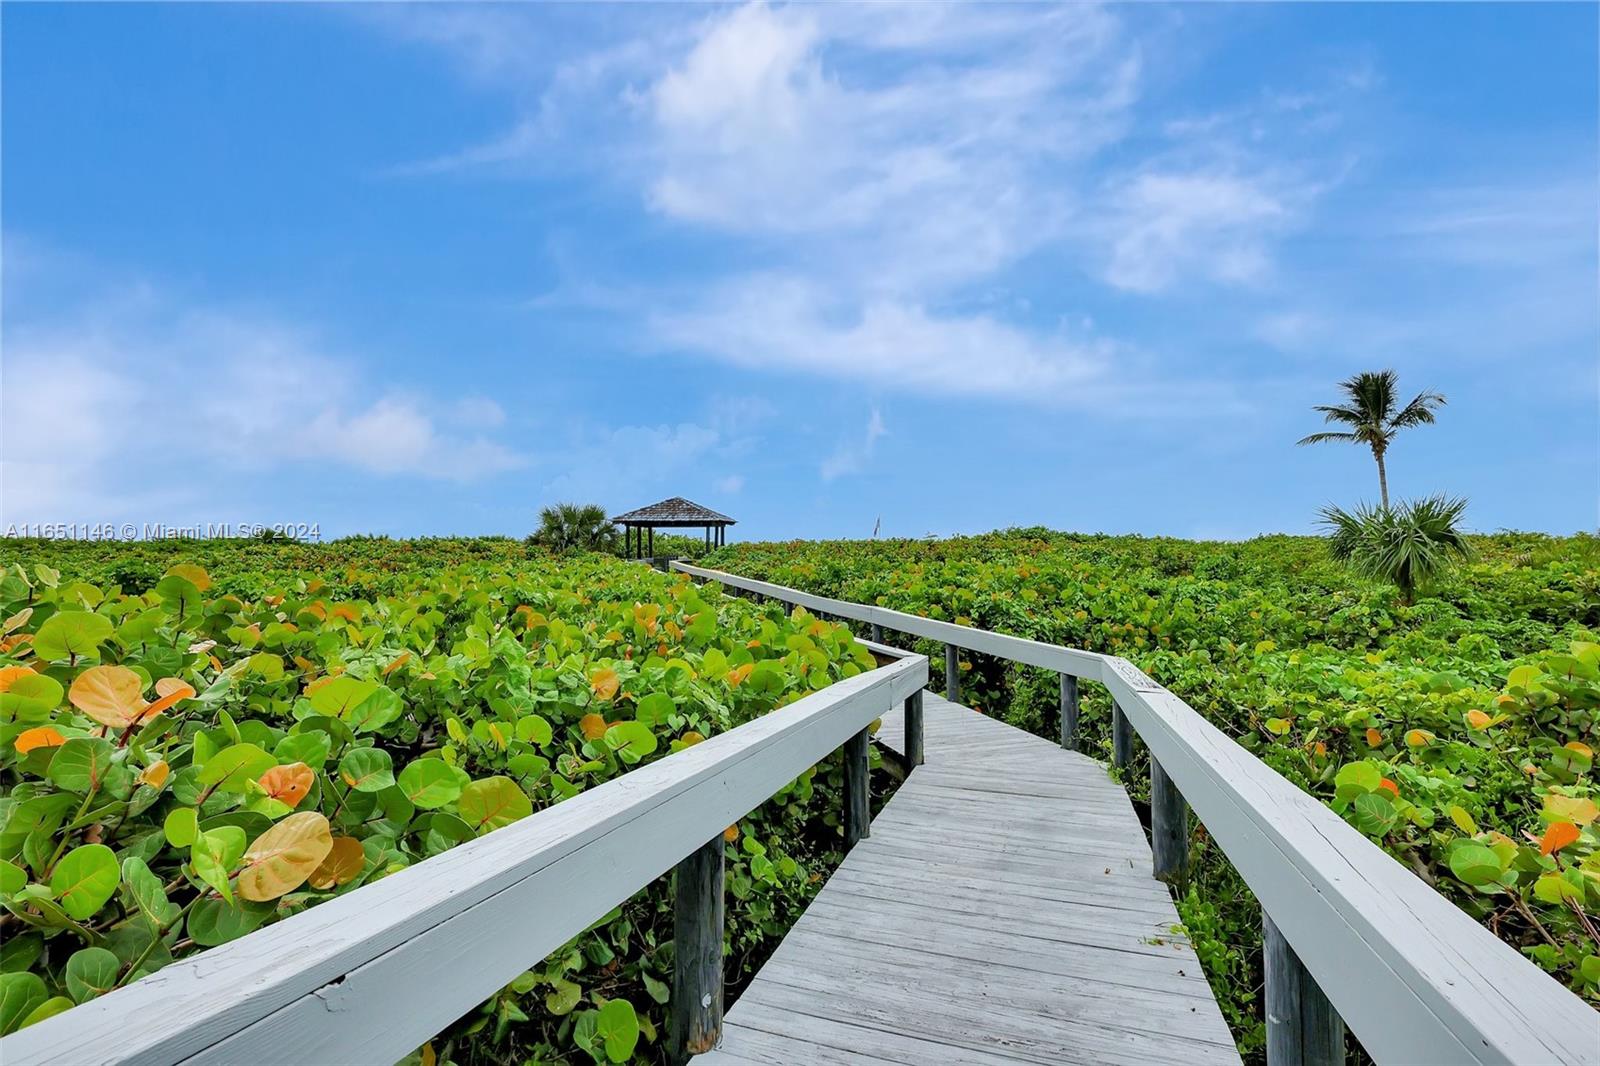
<box><xmin>822</xmin><ymin>409</ymin><xmax>888</xmax><ymax>481</ymax></box>
<box><xmin>0</xmin><ymin>271</ymin><xmax>527</xmax><ymax>525</ymax></box>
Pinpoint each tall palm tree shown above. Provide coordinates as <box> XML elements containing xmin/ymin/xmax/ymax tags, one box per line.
<box><xmin>1297</xmin><ymin>370</ymin><xmax>1445</xmax><ymax>508</ymax></box>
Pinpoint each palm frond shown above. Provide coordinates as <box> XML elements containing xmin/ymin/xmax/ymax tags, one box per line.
<box><xmin>1390</xmin><ymin>390</ymin><xmax>1447</xmax><ymax>428</ymax></box>
<box><xmin>1296</xmin><ymin>431</ymin><xmax>1359</xmax><ymax>446</ymax></box>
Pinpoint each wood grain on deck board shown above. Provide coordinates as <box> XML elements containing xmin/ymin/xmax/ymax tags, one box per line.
<box><xmin>702</xmin><ymin>693</ymin><xmax>1239</xmax><ymax>1065</ymax></box>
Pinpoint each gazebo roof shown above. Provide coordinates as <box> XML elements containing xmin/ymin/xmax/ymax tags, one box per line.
<box><xmin>610</xmin><ymin>496</ymin><xmax>736</xmax><ymax>526</ymax></box>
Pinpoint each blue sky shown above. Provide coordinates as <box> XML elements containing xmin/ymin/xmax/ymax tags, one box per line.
<box><xmin>2</xmin><ymin>2</ymin><xmax>1595</xmax><ymax>541</ymax></box>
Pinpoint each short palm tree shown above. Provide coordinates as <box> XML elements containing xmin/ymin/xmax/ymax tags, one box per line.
<box><xmin>1297</xmin><ymin>370</ymin><xmax>1445</xmax><ymax>508</ymax></box>
<box><xmin>532</xmin><ymin>503</ymin><xmax>618</xmax><ymax>553</ymax></box>
<box><xmin>1319</xmin><ymin>495</ymin><xmax>1472</xmax><ymax>604</ymax></box>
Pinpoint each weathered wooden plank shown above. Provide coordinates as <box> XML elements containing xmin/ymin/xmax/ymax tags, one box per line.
<box><xmin>1060</xmin><ymin>671</ymin><xmax>1079</xmax><ymax>750</ymax></box>
<box><xmin>903</xmin><ymin>689</ymin><xmax>924</xmax><ymax>767</ymax></box>
<box><xmin>1112</xmin><ymin>698</ymin><xmax>1133</xmax><ymax>769</ymax></box>
<box><xmin>711</xmin><ymin>690</ymin><xmax>1239</xmax><ymax>1065</ymax></box>
<box><xmin>1151</xmin><ymin>755</ymin><xmax>1189</xmax><ymax>883</ymax></box>
<box><xmin>0</xmin><ymin>656</ymin><xmax>928</xmax><ymax>1066</ymax></box>
<box><xmin>1265</xmin><ymin>913</ymin><xmax>1347</xmax><ymax>1066</ymax></box>
<box><xmin>843</xmin><ymin>726</ymin><xmax>870</xmax><ymax>847</ymax></box>
<box><xmin>670</xmin><ymin>836</ymin><xmax>725</xmax><ymax>1064</ymax></box>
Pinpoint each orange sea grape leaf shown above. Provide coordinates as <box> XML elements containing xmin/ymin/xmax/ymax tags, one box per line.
<box><xmin>1540</xmin><ymin>822</ymin><xmax>1580</xmax><ymax>856</ymax></box>
<box><xmin>258</xmin><ymin>762</ymin><xmax>315</xmax><ymax>807</ymax></box>
<box><xmin>0</xmin><ymin>664</ymin><xmax>37</xmax><ymax>692</ymax></box>
<box><xmin>69</xmin><ymin>665</ymin><xmax>145</xmax><ymax>729</ymax></box>
<box><xmin>579</xmin><ymin>714</ymin><xmax>608</xmax><ymax>740</ymax></box>
<box><xmin>15</xmin><ymin>726</ymin><xmax>66</xmax><ymax>754</ymax></box>
<box><xmin>308</xmin><ymin>836</ymin><xmax>365</xmax><ymax>889</ymax></box>
<box><xmin>1364</xmin><ymin>728</ymin><xmax>1382</xmax><ymax>747</ymax></box>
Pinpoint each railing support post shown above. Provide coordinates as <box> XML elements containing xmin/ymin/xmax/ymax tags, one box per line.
<box><xmin>1112</xmin><ymin>699</ymin><xmax>1133</xmax><ymax>770</ymax></box>
<box><xmin>904</xmin><ymin>689</ymin><xmax>924</xmax><ymax>767</ymax></box>
<box><xmin>844</xmin><ymin>726</ymin><xmax>871</xmax><ymax>847</ymax></box>
<box><xmin>669</xmin><ymin>836</ymin><xmax>724</xmax><ymax>1064</ymax></box>
<box><xmin>945</xmin><ymin>644</ymin><xmax>960</xmax><ymax>703</ymax></box>
<box><xmin>1150</xmin><ymin>756</ymin><xmax>1188</xmax><ymax>882</ymax></box>
<box><xmin>1059</xmin><ymin>673</ymin><xmax>1079</xmax><ymax>751</ymax></box>
<box><xmin>1264</xmin><ymin>914</ymin><xmax>1345</xmax><ymax>1066</ymax></box>
<box><xmin>870</xmin><ymin>622</ymin><xmax>883</xmax><ymax>643</ymax></box>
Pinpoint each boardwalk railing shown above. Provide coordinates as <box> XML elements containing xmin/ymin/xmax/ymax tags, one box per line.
<box><xmin>671</xmin><ymin>561</ymin><xmax>1597</xmax><ymax>1066</ymax></box>
<box><xmin>0</xmin><ymin>651</ymin><xmax>928</xmax><ymax>1066</ymax></box>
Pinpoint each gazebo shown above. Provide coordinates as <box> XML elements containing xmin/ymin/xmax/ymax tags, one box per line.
<box><xmin>611</xmin><ymin>497</ymin><xmax>736</xmax><ymax>559</ymax></box>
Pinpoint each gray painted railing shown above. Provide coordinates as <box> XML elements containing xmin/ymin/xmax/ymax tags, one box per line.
<box><xmin>671</xmin><ymin>561</ymin><xmax>1599</xmax><ymax>1066</ymax></box>
<box><xmin>0</xmin><ymin>651</ymin><xmax>929</xmax><ymax>1066</ymax></box>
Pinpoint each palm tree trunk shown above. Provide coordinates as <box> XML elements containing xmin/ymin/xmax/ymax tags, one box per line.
<box><xmin>1374</xmin><ymin>448</ymin><xmax>1390</xmax><ymax>509</ymax></box>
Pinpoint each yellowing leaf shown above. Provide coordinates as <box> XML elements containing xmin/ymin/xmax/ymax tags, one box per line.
<box><xmin>1365</xmin><ymin>728</ymin><xmax>1382</xmax><ymax>747</ymax></box>
<box><xmin>140</xmin><ymin>760</ymin><xmax>170</xmax><ymax>789</ymax></box>
<box><xmin>1378</xmin><ymin>778</ymin><xmax>1400</xmax><ymax>798</ymax></box>
<box><xmin>723</xmin><ymin>824</ymin><xmax>739</xmax><ymax>843</ymax></box>
<box><xmin>68</xmin><ymin>665</ymin><xmax>146</xmax><ymax>729</ymax></box>
<box><xmin>1465</xmin><ymin>709</ymin><xmax>1492</xmax><ymax>730</ymax></box>
<box><xmin>258</xmin><ymin>762</ymin><xmax>315</xmax><ymax>807</ymax></box>
<box><xmin>590</xmin><ymin>668</ymin><xmax>620</xmax><ymax>701</ymax></box>
<box><xmin>1447</xmin><ymin>804</ymin><xmax>1478</xmax><ymax>834</ymax></box>
<box><xmin>308</xmin><ymin>836</ymin><xmax>365</xmax><ymax>889</ymax></box>
<box><xmin>1544</xmin><ymin>794</ymin><xmax>1599</xmax><ymax>827</ymax></box>
<box><xmin>727</xmin><ymin>664</ymin><xmax>754</xmax><ymax>688</ymax></box>
<box><xmin>15</xmin><ymin>726</ymin><xmax>66</xmax><ymax>754</ymax></box>
<box><xmin>1404</xmin><ymin>729</ymin><xmax>1433</xmax><ymax>748</ymax></box>
<box><xmin>237</xmin><ymin>812</ymin><xmax>334</xmax><ymax>902</ymax></box>
<box><xmin>1540</xmin><ymin>822</ymin><xmax>1580</xmax><ymax>856</ymax></box>
<box><xmin>383</xmin><ymin>652</ymin><xmax>411</xmax><ymax>676</ymax></box>
<box><xmin>165</xmin><ymin>563</ymin><xmax>212</xmax><ymax>591</ymax></box>
<box><xmin>579</xmin><ymin>713</ymin><xmax>608</xmax><ymax>741</ymax></box>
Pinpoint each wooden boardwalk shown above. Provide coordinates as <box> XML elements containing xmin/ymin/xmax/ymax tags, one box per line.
<box><xmin>702</xmin><ymin>692</ymin><xmax>1240</xmax><ymax>1065</ymax></box>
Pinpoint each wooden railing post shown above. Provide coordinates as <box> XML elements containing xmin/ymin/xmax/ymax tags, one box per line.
<box><xmin>870</xmin><ymin>622</ymin><xmax>883</xmax><ymax>643</ymax></box>
<box><xmin>904</xmin><ymin>690</ymin><xmax>924</xmax><ymax>767</ymax></box>
<box><xmin>945</xmin><ymin>644</ymin><xmax>960</xmax><ymax>702</ymax></box>
<box><xmin>1111</xmin><ymin>699</ymin><xmax>1133</xmax><ymax>770</ymax></box>
<box><xmin>1059</xmin><ymin>673</ymin><xmax>1079</xmax><ymax>751</ymax></box>
<box><xmin>669</xmin><ymin>836</ymin><xmax>724</xmax><ymax>1064</ymax></box>
<box><xmin>843</xmin><ymin>726</ymin><xmax>871</xmax><ymax>847</ymax></box>
<box><xmin>1150</xmin><ymin>756</ymin><xmax>1188</xmax><ymax>882</ymax></box>
<box><xmin>1264</xmin><ymin>914</ymin><xmax>1346</xmax><ymax>1066</ymax></box>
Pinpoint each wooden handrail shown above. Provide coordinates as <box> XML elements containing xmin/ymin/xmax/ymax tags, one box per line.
<box><xmin>671</xmin><ymin>561</ymin><xmax>1598</xmax><ymax>1066</ymax></box>
<box><xmin>0</xmin><ymin>652</ymin><xmax>928</xmax><ymax>1066</ymax></box>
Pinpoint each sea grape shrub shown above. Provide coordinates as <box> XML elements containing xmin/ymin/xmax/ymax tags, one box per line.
<box><xmin>0</xmin><ymin>553</ymin><xmax>877</xmax><ymax>1064</ymax></box>
<box><xmin>704</xmin><ymin>531</ymin><xmax>1600</xmax><ymax>1006</ymax></box>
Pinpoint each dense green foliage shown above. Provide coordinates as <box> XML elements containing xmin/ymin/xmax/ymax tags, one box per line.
<box><xmin>0</xmin><ymin>539</ymin><xmax>882</xmax><ymax>1063</ymax></box>
<box><xmin>706</xmin><ymin>529</ymin><xmax>1600</xmax><ymax>1048</ymax></box>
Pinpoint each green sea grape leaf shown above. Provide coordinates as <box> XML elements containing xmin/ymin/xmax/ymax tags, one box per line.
<box><xmin>50</xmin><ymin>844</ymin><xmax>119</xmax><ymax>920</ymax></box>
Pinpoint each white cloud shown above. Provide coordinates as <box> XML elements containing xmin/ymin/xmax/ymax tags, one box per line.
<box><xmin>822</xmin><ymin>408</ymin><xmax>888</xmax><ymax>481</ymax></box>
<box><xmin>0</xmin><ymin>282</ymin><xmax>527</xmax><ymax>526</ymax></box>
<box><xmin>1103</xmin><ymin>172</ymin><xmax>1289</xmax><ymax>292</ymax></box>
<box><xmin>651</xmin><ymin>275</ymin><xmax>1114</xmax><ymax>405</ymax></box>
<box><xmin>373</xmin><ymin>3</ymin><xmax>1359</xmax><ymax>406</ymax></box>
